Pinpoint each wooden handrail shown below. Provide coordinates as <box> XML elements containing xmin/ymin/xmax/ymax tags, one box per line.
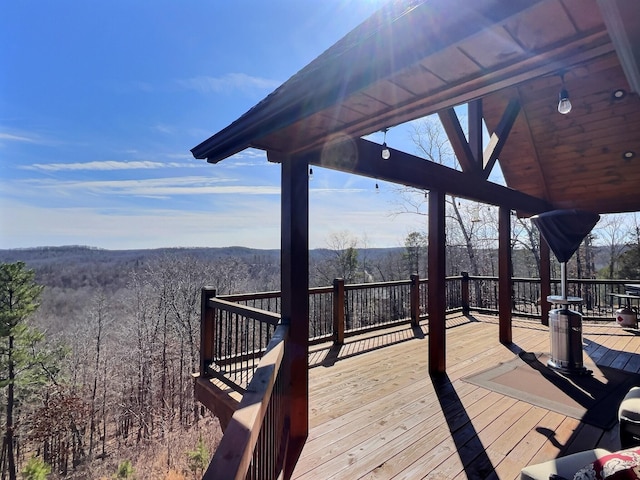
<box><xmin>210</xmin><ymin>297</ymin><xmax>281</xmax><ymax>327</ymax></box>
<box><xmin>204</xmin><ymin>323</ymin><xmax>289</xmax><ymax>480</ymax></box>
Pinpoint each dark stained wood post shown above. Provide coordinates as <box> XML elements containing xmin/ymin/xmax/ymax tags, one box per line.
<box><xmin>410</xmin><ymin>273</ymin><xmax>420</xmax><ymax>327</ymax></box>
<box><xmin>468</xmin><ymin>99</ymin><xmax>483</xmax><ymax>174</ymax></box>
<box><xmin>498</xmin><ymin>206</ymin><xmax>513</xmax><ymax>344</ymax></box>
<box><xmin>539</xmin><ymin>234</ymin><xmax>551</xmax><ymax>326</ymax></box>
<box><xmin>428</xmin><ymin>189</ymin><xmax>446</xmax><ymax>374</ymax></box>
<box><xmin>461</xmin><ymin>272</ymin><xmax>470</xmax><ymax>314</ymax></box>
<box><xmin>333</xmin><ymin>278</ymin><xmax>345</xmax><ymax>344</ymax></box>
<box><xmin>280</xmin><ymin>155</ymin><xmax>309</xmax><ymax>478</ymax></box>
<box><xmin>200</xmin><ymin>286</ymin><xmax>216</xmax><ymax>377</ymax></box>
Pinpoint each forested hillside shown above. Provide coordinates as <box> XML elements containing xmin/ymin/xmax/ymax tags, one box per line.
<box><xmin>0</xmin><ymin>247</ymin><xmax>284</xmax><ymax>479</ymax></box>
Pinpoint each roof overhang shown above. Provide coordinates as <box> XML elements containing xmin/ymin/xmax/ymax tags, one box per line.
<box><xmin>192</xmin><ymin>0</ymin><xmax>640</xmax><ymax>214</ymax></box>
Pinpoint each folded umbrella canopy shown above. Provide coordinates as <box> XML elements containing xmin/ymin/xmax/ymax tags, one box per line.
<box><xmin>531</xmin><ymin>209</ymin><xmax>600</xmax><ymax>263</ymax></box>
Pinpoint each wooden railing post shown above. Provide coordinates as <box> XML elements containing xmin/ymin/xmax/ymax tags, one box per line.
<box><xmin>461</xmin><ymin>272</ymin><xmax>470</xmax><ymax>314</ymax></box>
<box><xmin>410</xmin><ymin>274</ymin><xmax>420</xmax><ymax>327</ymax></box>
<box><xmin>333</xmin><ymin>278</ymin><xmax>345</xmax><ymax>345</ymax></box>
<box><xmin>200</xmin><ymin>286</ymin><xmax>217</xmax><ymax>377</ymax></box>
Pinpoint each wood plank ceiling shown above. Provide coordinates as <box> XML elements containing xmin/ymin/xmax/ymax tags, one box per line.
<box><xmin>192</xmin><ymin>0</ymin><xmax>640</xmax><ymax>215</ymax></box>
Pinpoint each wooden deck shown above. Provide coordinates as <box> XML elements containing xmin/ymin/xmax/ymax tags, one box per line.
<box><xmin>292</xmin><ymin>314</ymin><xmax>640</xmax><ymax>480</ymax></box>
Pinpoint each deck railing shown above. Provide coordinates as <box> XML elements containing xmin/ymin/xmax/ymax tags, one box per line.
<box><xmin>205</xmin><ymin>276</ymin><xmax>630</xmax><ymax>393</ymax></box>
<box><xmin>203</xmin><ymin>323</ymin><xmax>289</xmax><ymax>480</ymax></box>
<box><xmin>470</xmin><ymin>276</ymin><xmax>630</xmax><ymax>318</ymax></box>
<box><xmin>198</xmin><ymin>276</ymin><xmax>636</xmax><ymax>479</ymax></box>
<box><xmin>200</xmin><ymin>294</ymin><xmax>280</xmax><ymax>392</ymax></box>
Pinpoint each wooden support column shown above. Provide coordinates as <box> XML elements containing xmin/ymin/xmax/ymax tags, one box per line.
<box><xmin>539</xmin><ymin>234</ymin><xmax>551</xmax><ymax>326</ymax></box>
<box><xmin>428</xmin><ymin>189</ymin><xmax>446</xmax><ymax>374</ymax></box>
<box><xmin>280</xmin><ymin>155</ymin><xmax>309</xmax><ymax>478</ymax></box>
<box><xmin>498</xmin><ymin>206</ymin><xmax>513</xmax><ymax>344</ymax></box>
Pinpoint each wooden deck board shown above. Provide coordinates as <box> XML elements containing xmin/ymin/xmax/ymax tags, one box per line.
<box><xmin>292</xmin><ymin>314</ymin><xmax>640</xmax><ymax>479</ymax></box>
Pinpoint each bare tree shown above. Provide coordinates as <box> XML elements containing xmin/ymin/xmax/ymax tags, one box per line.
<box><xmin>391</xmin><ymin>116</ymin><xmax>499</xmax><ymax>277</ymax></box>
<box><xmin>312</xmin><ymin>231</ymin><xmax>360</xmax><ymax>285</ymax></box>
<box><xmin>594</xmin><ymin>213</ymin><xmax>631</xmax><ymax>278</ymax></box>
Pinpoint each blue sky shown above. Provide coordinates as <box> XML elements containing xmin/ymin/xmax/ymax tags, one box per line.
<box><xmin>0</xmin><ymin>0</ymin><xmax>433</xmax><ymax>250</ymax></box>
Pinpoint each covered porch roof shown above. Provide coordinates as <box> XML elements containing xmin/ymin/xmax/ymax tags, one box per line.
<box><xmin>192</xmin><ymin>0</ymin><xmax>640</xmax><ymax>215</ymax></box>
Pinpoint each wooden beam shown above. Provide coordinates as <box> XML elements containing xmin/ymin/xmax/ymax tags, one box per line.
<box><xmin>273</xmin><ymin>139</ymin><xmax>550</xmax><ymax>214</ymax></box>
<box><xmin>468</xmin><ymin>99</ymin><xmax>483</xmax><ymax>168</ymax></box>
<box><xmin>598</xmin><ymin>0</ymin><xmax>640</xmax><ymax>93</ymax></box>
<box><xmin>428</xmin><ymin>189</ymin><xmax>446</xmax><ymax>374</ymax></box>
<box><xmin>438</xmin><ymin>108</ymin><xmax>477</xmax><ymax>174</ymax></box>
<box><xmin>280</xmin><ymin>155</ymin><xmax>309</xmax><ymax>478</ymax></box>
<box><xmin>498</xmin><ymin>206</ymin><xmax>513</xmax><ymax>344</ymax></box>
<box><xmin>482</xmin><ymin>98</ymin><xmax>521</xmax><ymax>179</ymax></box>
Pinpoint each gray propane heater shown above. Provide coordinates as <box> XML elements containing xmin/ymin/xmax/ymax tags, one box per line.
<box><xmin>531</xmin><ymin>209</ymin><xmax>600</xmax><ymax>376</ymax></box>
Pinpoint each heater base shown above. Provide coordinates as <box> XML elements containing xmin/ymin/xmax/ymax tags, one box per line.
<box><xmin>546</xmin><ymin>358</ymin><xmax>592</xmax><ymax>376</ymax></box>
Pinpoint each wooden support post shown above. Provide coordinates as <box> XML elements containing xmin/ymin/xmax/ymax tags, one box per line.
<box><xmin>280</xmin><ymin>155</ymin><xmax>309</xmax><ymax>479</ymax></box>
<box><xmin>468</xmin><ymin>99</ymin><xmax>483</xmax><ymax>171</ymax></box>
<box><xmin>498</xmin><ymin>206</ymin><xmax>513</xmax><ymax>344</ymax></box>
<box><xmin>428</xmin><ymin>189</ymin><xmax>446</xmax><ymax>374</ymax></box>
<box><xmin>461</xmin><ymin>272</ymin><xmax>470</xmax><ymax>314</ymax></box>
<box><xmin>540</xmin><ymin>234</ymin><xmax>551</xmax><ymax>326</ymax></box>
<box><xmin>410</xmin><ymin>273</ymin><xmax>420</xmax><ymax>327</ymax></box>
<box><xmin>333</xmin><ymin>278</ymin><xmax>345</xmax><ymax>344</ymax></box>
<box><xmin>200</xmin><ymin>286</ymin><xmax>216</xmax><ymax>376</ymax></box>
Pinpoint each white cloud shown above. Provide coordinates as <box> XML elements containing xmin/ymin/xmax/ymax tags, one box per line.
<box><xmin>0</xmin><ymin>132</ymin><xmax>39</xmax><ymax>144</ymax></box>
<box><xmin>176</xmin><ymin>73</ymin><xmax>281</xmax><ymax>94</ymax></box>
<box><xmin>15</xmin><ymin>176</ymin><xmax>280</xmax><ymax>198</ymax></box>
<box><xmin>21</xmin><ymin>160</ymin><xmax>199</xmax><ymax>172</ymax></box>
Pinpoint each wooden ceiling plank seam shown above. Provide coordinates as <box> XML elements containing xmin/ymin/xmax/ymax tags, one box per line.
<box><xmin>502</xmin><ymin>0</ymin><xmax>579</xmax><ymax>52</ymax></box>
<box><xmin>558</xmin><ymin>0</ymin><xmax>581</xmax><ymax>33</ymax></box>
<box><xmin>482</xmin><ymin>98</ymin><xmax>521</xmax><ymax>179</ymax></box>
<box><xmin>420</xmin><ymin>64</ymin><xmax>448</xmax><ymax>86</ymax></box>
<box><xmin>456</xmin><ymin>25</ymin><xmax>526</xmax><ymax>70</ymax></box>
<box><xmin>437</xmin><ymin>108</ymin><xmax>478</xmax><ymax>174</ymax></box>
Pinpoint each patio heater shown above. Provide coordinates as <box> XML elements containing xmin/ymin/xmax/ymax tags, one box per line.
<box><xmin>531</xmin><ymin>209</ymin><xmax>600</xmax><ymax>375</ymax></box>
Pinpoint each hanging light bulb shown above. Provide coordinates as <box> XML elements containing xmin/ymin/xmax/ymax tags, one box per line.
<box><xmin>381</xmin><ymin>128</ymin><xmax>391</xmax><ymax>160</ymax></box>
<box><xmin>557</xmin><ymin>75</ymin><xmax>572</xmax><ymax>115</ymax></box>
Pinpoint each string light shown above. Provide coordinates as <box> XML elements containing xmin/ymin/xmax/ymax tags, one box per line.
<box><xmin>381</xmin><ymin>128</ymin><xmax>390</xmax><ymax>160</ymax></box>
<box><xmin>557</xmin><ymin>74</ymin><xmax>572</xmax><ymax>115</ymax></box>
